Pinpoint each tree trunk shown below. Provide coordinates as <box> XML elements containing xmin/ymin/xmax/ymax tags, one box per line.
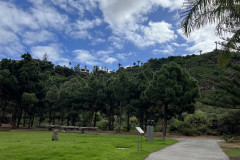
<box><xmin>88</xmin><ymin>106</ymin><xmax>94</xmax><ymax>127</ymax></box>
<box><xmin>17</xmin><ymin>106</ymin><xmax>23</xmax><ymax>128</ymax></box>
<box><xmin>23</xmin><ymin>112</ymin><xmax>26</xmax><ymax>127</ymax></box>
<box><xmin>61</xmin><ymin>112</ymin><xmax>64</xmax><ymax>125</ymax></box>
<box><xmin>38</xmin><ymin>115</ymin><xmax>43</xmax><ymax>125</ymax></box>
<box><xmin>11</xmin><ymin>112</ymin><xmax>17</xmax><ymax>129</ymax></box>
<box><xmin>108</xmin><ymin>112</ymin><xmax>111</xmax><ymax>131</ymax></box>
<box><xmin>31</xmin><ymin>115</ymin><xmax>34</xmax><ymax>127</ymax></box>
<box><xmin>28</xmin><ymin>115</ymin><xmax>31</xmax><ymax>128</ymax></box>
<box><xmin>117</xmin><ymin>103</ymin><xmax>122</xmax><ymax>132</ymax></box>
<box><xmin>67</xmin><ymin>113</ymin><xmax>70</xmax><ymax>126</ymax></box>
<box><xmin>139</xmin><ymin>113</ymin><xmax>144</xmax><ymax>130</ymax></box>
<box><xmin>111</xmin><ymin>111</ymin><xmax>115</xmax><ymax>131</ymax></box>
<box><xmin>72</xmin><ymin>117</ymin><xmax>75</xmax><ymax>126</ymax></box>
<box><xmin>162</xmin><ymin>114</ymin><xmax>167</xmax><ymax>140</ymax></box>
<box><xmin>48</xmin><ymin>109</ymin><xmax>52</xmax><ymax>125</ymax></box>
<box><xmin>52</xmin><ymin>113</ymin><xmax>55</xmax><ymax>125</ymax></box>
<box><xmin>94</xmin><ymin>111</ymin><xmax>97</xmax><ymax>127</ymax></box>
<box><xmin>127</xmin><ymin>111</ymin><xmax>130</xmax><ymax>132</ymax></box>
<box><xmin>0</xmin><ymin>104</ymin><xmax>6</xmax><ymax>126</ymax></box>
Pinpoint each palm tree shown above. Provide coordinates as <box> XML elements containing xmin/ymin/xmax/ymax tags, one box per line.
<box><xmin>118</xmin><ymin>63</ymin><xmax>122</xmax><ymax>68</ymax></box>
<box><xmin>137</xmin><ymin>60</ymin><xmax>141</xmax><ymax>66</ymax></box>
<box><xmin>181</xmin><ymin>0</ymin><xmax>240</xmax><ymax>52</ymax></box>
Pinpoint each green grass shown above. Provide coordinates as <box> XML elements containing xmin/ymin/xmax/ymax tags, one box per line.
<box><xmin>0</xmin><ymin>131</ymin><xmax>177</xmax><ymax>160</ymax></box>
<box><xmin>223</xmin><ymin>149</ymin><xmax>240</xmax><ymax>157</ymax></box>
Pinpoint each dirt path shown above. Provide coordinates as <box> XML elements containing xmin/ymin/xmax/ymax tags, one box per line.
<box><xmin>145</xmin><ymin>138</ymin><xmax>229</xmax><ymax>160</ymax></box>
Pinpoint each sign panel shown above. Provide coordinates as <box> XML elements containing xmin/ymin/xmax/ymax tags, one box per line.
<box><xmin>136</xmin><ymin>127</ymin><xmax>144</xmax><ymax>134</ymax></box>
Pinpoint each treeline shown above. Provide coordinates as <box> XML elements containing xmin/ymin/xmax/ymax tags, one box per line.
<box><xmin>0</xmin><ymin>51</ymin><xmax>239</xmax><ymax>136</ymax></box>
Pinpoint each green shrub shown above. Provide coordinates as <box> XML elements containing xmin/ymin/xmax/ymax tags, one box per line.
<box><xmin>96</xmin><ymin>119</ymin><xmax>108</xmax><ymax>130</ymax></box>
<box><xmin>223</xmin><ymin>134</ymin><xmax>235</xmax><ymax>143</ymax></box>
<box><xmin>169</xmin><ymin>110</ymin><xmax>210</xmax><ymax>136</ymax></box>
<box><xmin>217</xmin><ymin>110</ymin><xmax>240</xmax><ymax>135</ymax></box>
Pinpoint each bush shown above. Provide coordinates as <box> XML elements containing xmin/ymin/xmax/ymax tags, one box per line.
<box><xmin>96</xmin><ymin>119</ymin><xmax>108</xmax><ymax>130</ymax></box>
<box><xmin>169</xmin><ymin>110</ymin><xmax>210</xmax><ymax>136</ymax></box>
<box><xmin>217</xmin><ymin>110</ymin><xmax>240</xmax><ymax>135</ymax></box>
<box><xmin>223</xmin><ymin>134</ymin><xmax>235</xmax><ymax>143</ymax></box>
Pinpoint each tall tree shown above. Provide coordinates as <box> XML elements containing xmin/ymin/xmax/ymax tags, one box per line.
<box><xmin>21</xmin><ymin>92</ymin><xmax>38</xmax><ymax>128</ymax></box>
<box><xmin>111</xmin><ymin>69</ymin><xmax>129</xmax><ymax>132</ymax></box>
<box><xmin>145</xmin><ymin>62</ymin><xmax>200</xmax><ymax>139</ymax></box>
<box><xmin>45</xmin><ymin>85</ymin><xmax>59</xmax><ymax>125</ymax></box>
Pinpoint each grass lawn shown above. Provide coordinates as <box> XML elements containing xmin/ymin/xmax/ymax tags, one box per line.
<box><xmin>219</xmin><ymin>141</ymin><xmax>240</xmax><ymax>160</ymax></box>
<box><xmin>223</xmin><ymin>150</ymin><xmax>240</xmax><ymax>157</ymax></box>
<box><xmin>0</xmin><ymin>131</ymin><xmax>177</xmax><ymax>160</ymax></box>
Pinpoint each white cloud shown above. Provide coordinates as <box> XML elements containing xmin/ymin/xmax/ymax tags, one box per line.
<box><xmin>70</xmin><ymin>18</ymin><xmax>102</xmax><ymax>39</ymax></box>
<box><xmin>117</xmin><ymin>51</ymin><xmax>136</xmax><ymax>60</ymax></box>
<box><xmin>0</xmin><ymin>1</ymin><xmax>70</xmax><ymax>57</ymax></box>
<box><xmin>97</xmin><ymin>50</ymin><xmax>113</xmax><ymax>56</ymax></box>
<box><xmin>131</xmin><ymin>21</ymin><xmax>177</xmax><ymax>47</ymax></box>
<box><xmin>50</xmin><ymin>0</ymin><xmax>98</xmax><ymax>16</ymax></box>
<box><xmin>22</xmin><ymin>30</ymin><xmax>57</xmax><ymax>45</ymax></box>
<box><xmin>90</xmin><ymin>38</ymin><xmax>106</xmax><ymax>45</ymax></box>
<box><xmin>0</xmin><ymin>1</ymin><xmax>38</xmax><ymax>32</ymax></box>
<box><xmin>153</xmin><ymin>45</ymin><xmax>174</xmax><ymax>55</ymax></box>
<box><xmin>73</xmin><ymin>49</ymin><xmax>118</xmax><ymax>66</ymax></box>
<box><xmin>99</xmin><ymin>0</ymin><xmax>151</xmax><ymax>27</ymax></box>
<box><xmin>73</xmin><ymin>50</ymin><xmax>99</xmax><ymax>66</ymax></box>
<box><xmin>177</xmin><ymin>24</ymin><xmax>223</xmax><ymax>53</ymax></box>
<box><xmin>98</xmin><ymin>0</ymin><xmax>178</xmax><ymax>49</ymax></box>
<box><xmin>0</xmin><ymin>28</ymin><xmax>24</xmax><ymax>56</ymax></box>
<box><xmin>108</xmin><ymin>36</ymin><xmax>124</xmax><ymax>49</ymax></box>
<box><xmin>31</xmin><ymin>43</ymin><xmax>69</xmax><ymax>63</ymax></box>
<box><xmin>29</xmin><ymin>1</ymin><xmax>69</xmax><ymax>31</ymax></box>
<box><xmin>152</xmin><ymin>0</ymin><xmax>184</xmax><ymax>11</ymax></box>
<box><xmin>101</xmin><ymin>56</ymin><xmax>117</xmax><ymax>64</ymax></box>
<box><xmin>0</xmin><ymin>28</ymin><xmax>19</xmax><ymax>45</ymax></box>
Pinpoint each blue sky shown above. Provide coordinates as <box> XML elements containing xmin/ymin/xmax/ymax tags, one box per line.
<box><xmin>0</xmin><ymin>0</ymin><xmax>222</xmax><ymax>71</ymax></box>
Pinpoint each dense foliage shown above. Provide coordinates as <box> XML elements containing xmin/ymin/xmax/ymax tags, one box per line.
<box><xmin>0</xmin><ymin>50</ymin><xmax>239</xmax><ymax>136</ymax></box>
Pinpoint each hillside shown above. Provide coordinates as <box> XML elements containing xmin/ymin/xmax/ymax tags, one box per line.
<box><xmin>145</xmin><ymin>50</ymin><xmax>240</xmax><ymax>94</ymax></box>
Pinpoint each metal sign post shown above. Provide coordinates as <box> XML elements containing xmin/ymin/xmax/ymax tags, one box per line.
<box><xmin>136</xmin><ymin>127</ymin><xmax>144</xmax><ymax>151</ymax></box>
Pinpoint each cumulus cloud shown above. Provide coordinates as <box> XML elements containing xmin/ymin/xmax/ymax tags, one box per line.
<box><xmin>73</xmin><ymin>49</ymin><xmax>118</xmax><ymax>66</ymax></box>
<box><xmin>129</xmin><ymin>21</ymin><xmax>177</xmax><ymax>47</ymax></box>
<box><xmin>101</xmin><ymin>56</ymin><xmax>117</xmax><ymax>64</ymax></box>
<box><xmin>177</xmin><ymin>25</ymin><xmax>223</xmax><ymax>54</ymax></box>
<box><xmin>98</xmin><ymin>0</ymin><xmax>178</xmax><ymax>49</ymax></box>
<box><xmin>31</xmin><ymin>43</ymin><xmax>69</xmax><ymax>63</ymax></box>
<box><xmin>0</xmin><ymin>0</ymin><xmax>69</xmax><ymax>57</ymax></box>
<box><xmin>73</xmin><ymin>50</ymin><xmax>99</xmax><ymax>66</ymax></box>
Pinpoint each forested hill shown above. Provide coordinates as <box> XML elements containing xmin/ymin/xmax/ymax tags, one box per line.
<box><xmin>0</xmin><ymin>51</ymin><xmax>239</xmax><ymax>132</ymax></box>
<box><xmin>144</xmin><ymin>50</ymin><xmax>240</xmax><ymax>93</ymax></box>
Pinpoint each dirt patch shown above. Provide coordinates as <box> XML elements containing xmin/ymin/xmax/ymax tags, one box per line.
<box><xmin>219</xmin><ymin>141</ymin><xmax>240</xmax><ymax>160</ymax></box>
<box><xmin>219</xmin><ymin>141</ymin><xmax>240</xmax><ymax>150</ymax></box>
<box><xmin>97</xmin><ymin>130</ymin><xmax>221</xmax><ymax>139</ymax></box>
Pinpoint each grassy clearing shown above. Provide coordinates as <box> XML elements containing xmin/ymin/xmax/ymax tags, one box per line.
<box><xmin>0</xmin><ymin>131</ymin><xmax>177</xmax><ymax>160</ymax></box>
